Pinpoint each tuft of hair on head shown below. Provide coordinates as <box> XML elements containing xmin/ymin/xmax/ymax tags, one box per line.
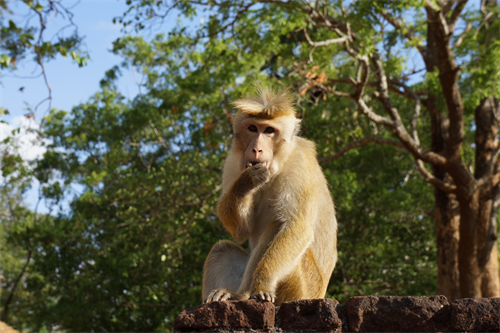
<box><xmin>232</xmin><ymin>84</ymin><xmax>296</xmax><ymax>118</ymax></box>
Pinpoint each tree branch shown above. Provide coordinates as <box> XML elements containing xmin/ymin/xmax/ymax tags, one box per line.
<box><xmin>449</xmin><ymin>0</ymin><xmax>468</xmax><ymax>32</ymax></box>
<box><xmin>391</xmin><ymin>80</ymin><xmax>422</xmax><ymax>146</ymax></box>
<box><xmin>319</xmin><ymin>136</ymin><xmax>405</xmax><ymax>164</ymax></box>
<box><xmin>371</xmin><ymin>54</ymin><xmax>447</xmax><ymax>167</ymax></box>
<box><xmin>425</xmin><ymin>3</ymin><xmax>466</xmax><ymax>162</ymax></box>
<box><xmin>416</xmin><ymin>159</ymin><xmax>457</xmax><ymax>192</ymax></box>
<box><xmin>379</xmin><ymin>9</ymin><xmax>426</xmax><ymax>58</ymax></box>
<box><xmin>0</xmin><ymin>250</ymin><xmax>32</xmax><ymax>321</ymax></box>
<box><xmin>302</xmin><ymin>27</ymin><xmax>348</xmax><ymax>47</ymax></box>
<box><xmin>453</xmin><ymin>22</ymin><xmax>472</xmax><ymax>48</ymax></box>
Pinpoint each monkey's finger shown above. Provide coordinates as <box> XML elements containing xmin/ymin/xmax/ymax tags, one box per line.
<box><xmin>213</xmin><ymin>289</ymin><xmax>226</xmax><ymax>301</ymax></box>
<box><xmin>220</xmin><ymin>292</ymin><xmax>232</xmax><ymax>301</ymax></box>
<box><xmin>207</xmin><ymin>289</ymin><xmax>220</xmax><ymax>302</ymax></box>
<box><xmin>258</xmin><ymin>291</ymin><xmax>265</xmax><ymax>301</ymax></box>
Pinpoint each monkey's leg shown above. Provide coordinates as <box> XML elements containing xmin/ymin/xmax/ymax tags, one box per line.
<box><xmin>202</xmin><ymin>240</ymin><xmax>249</xmax><ymax>301</ymax></box>
<box><xmin>275</xmin><ymin>247</ymin><xmax>325</xmax><ymax>305</ymax></box>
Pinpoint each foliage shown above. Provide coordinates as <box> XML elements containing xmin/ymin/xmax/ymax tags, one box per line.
<box><xmin>1</xmin><ymin>0</ymin><xmax>498</xmax><ymax>331</ymax></box>
<box><xmin>1</xmin><ymin>0</ymin><xmax>86</xmax><ymax>330</ymax></box>
<box><xmin>0</xmin><ymin>0</ymin><xmax>87</xmax><ymax>70</ymax></box>
<box><xmin>0</xmin><ymin>122</ymin><xmax>57</xmax><ymax>331</ymax></box>
<box><xmin>29</xmin><ymin>4</ymin><xmax>436</xmax><ymax>329</ymax></box>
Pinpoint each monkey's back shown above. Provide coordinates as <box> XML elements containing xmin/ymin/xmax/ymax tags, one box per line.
<box><xmin>295</xmin><ymin>137</ymin><xmax>338</xmax><ymax>289</ymax></box>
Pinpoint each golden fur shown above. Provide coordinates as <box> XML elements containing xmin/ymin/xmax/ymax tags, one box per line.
<box><xmin>202</xmin><ymin>86</ymin><xmax>337</xmax><ymax>305</ymax></box>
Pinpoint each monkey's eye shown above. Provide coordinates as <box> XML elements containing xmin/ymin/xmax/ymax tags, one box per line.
<box><xmin>264</xmin><ymin>127</ymin><xmax>275</xmax><ymax>134</ymax></box>
<box><xmin>248</xmin><ymin>125</ymin><xmax>258</xmax><ymax>132</ymax></box>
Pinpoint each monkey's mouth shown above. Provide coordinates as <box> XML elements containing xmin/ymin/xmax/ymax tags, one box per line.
<box><xmin>245</xmin><ymin>161</ymin><xmax>268</xmax><ymax>169</ymax></box>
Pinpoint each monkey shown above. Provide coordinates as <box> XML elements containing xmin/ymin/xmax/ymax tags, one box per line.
<box><xmin>202</xmin><ymin>85</ymin><xmax>337</xmax><ymax>306</ymax></box>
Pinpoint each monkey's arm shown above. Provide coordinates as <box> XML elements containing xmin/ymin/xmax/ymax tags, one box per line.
<box><xmin>217</xmin><ymin>190</ymin><xmax>252</xmax><ymax>243</ymax></box>
<box><xmin>217</xmin><ymin>164</ymin><xmax>270</xmax><ymax>243</ymax></box>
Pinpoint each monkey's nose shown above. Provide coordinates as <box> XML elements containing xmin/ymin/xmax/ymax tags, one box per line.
<box><xmin>252</xmin><ymin>148</ymin><xmax>263</xmax><ymax>158</ymax></box>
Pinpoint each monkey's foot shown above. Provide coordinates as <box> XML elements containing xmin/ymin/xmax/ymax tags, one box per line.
<box><xmin>250</xmin><ymin>290</ymin><xmax>275</xmax><ymax>303</ymax></box>
<box><xmin>205</xmin><ymin>288</ymin><xmax>246</xmax><ymax>303</ymax></box>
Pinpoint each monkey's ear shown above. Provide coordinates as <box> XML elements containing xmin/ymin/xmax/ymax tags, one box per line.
<box><xmin>293</xmin><ymin>119</ymin><xmax>302</xmax><ymax>139</ymax></box>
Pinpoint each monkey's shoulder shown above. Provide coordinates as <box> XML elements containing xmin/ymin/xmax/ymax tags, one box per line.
<box><xmin>275</xmin><ymin>137</ymin><xmax>324</xmax><ymax>187</ymax></box>
<box><xmin>290</xmin><ymin>137</ymin><xmax>322</xmax><ymax>171</ymax></box>
<box><xmin>293</xmin><ymin>136</ymin><xmax>317</xmax><ymax>157</ymax></box>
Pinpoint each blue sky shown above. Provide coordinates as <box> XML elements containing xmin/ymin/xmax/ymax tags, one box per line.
<box><xmin>2</xmin><ymin>1</ymin><xmax>178</xmax><ymax>120</ymax></box>
<box><xmin>1</xmin><ymin>0</ymin><xmax>181</xmax><ymax>213</ymax></box>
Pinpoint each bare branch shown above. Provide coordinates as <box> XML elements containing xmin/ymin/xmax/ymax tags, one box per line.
<box><xmin>474</xmin><ymin>11</ymin><xmax>494</xmax><ymax>38</ymax></box>
<box><xmin>319</xmin><ymin>136</ymin><xmax>405</xmax><ymax>164</ymax></box>
<box><xmin>356</xmin><ymin>97</ymin><xmax>395</xmax><ymax>128</ymax></box>
<box><xmin>299</xmin><ymin>1</ymin><xmax>358</xmax><ymax>41</ymax></box>
<box><xmin>441</xmin><ymin>0</ymin><xmax>456</xmax><ymax>15</ymax></box>
<box><xmin>453</xmin><ymin>22</ymin><xmax>472</xmax><ymax>48</ymax></box>
<box><xmin>391</xmin><ymin>80</ymin><xmax>422</xmax><ymax>145</ymax></box>
<box><xmin>302</xmin><ymin>27</ymin><xmax>347</xmax><ymax>47</ymax></box>
<box><xmin>379</xmin><ymin>9</ymin><xmax>426</xmax><ymax>56</ymax></box>
<box><xmin>416</xmin><ymin>159</ymin><xmax>457</xmax><ymax>192</ymax></box>
<box><xmin>449</xmin><ymin>0</ymin><xmax>468</xmax><ymax>32</ymax></box>
<box><xmin>371</xmin><ymin>55</ymin><xmax>447</xmax><ymax>167</ymax></box>
<box><xmin>425</xmin><ymin>3</ymin><xmax>466</xmax><ymax>162</ymax></box>
<box><xmin>373</xmin><ymin>55</ymin><xmax>406</xmax><ymax>125</ymax></box>
<box><xmin>328</xmin><ymin>77</ymin><xmax>426</xmax><ymax>100</ymax></box>
<box><xmin>307</xmin><ymin>45</ymin><xmax>317</xmax><ymax>64</ymax></box>
<box><xmin>330</xmin><ymin>90</ymin><xmax>353</xmax><ymax>98</ymax></box>
<box><xmin>0</xmin><ymin>250</ymin><xmax>32</xmax><ymax>321</ymax></box>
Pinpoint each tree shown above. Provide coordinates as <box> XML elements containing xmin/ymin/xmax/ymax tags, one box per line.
<box><xmin>0</xmin><ymin>0</ymin><xmax>87</xmax><ymax>116</ymax></box>
<box><xmin>121</xmin><ymin>0</ymin><xmax>499</xmax><ymax>300</ymax></box>
<box><xmin>1</xmin><ymin>0</ymin><xmax>86</xmax><ymax>329</ymax></box>
<box><xmin>31</xmin><ymin>31</ymin><xmax>438</xmax><ymax>330</ymax></box>
<box><xmin>4</xmin><ymin>0</ymin><xmax>497</xmax><ymax>330</ymax></box>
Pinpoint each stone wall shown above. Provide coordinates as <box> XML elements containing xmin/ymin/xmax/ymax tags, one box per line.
<box><xmin>174</xmin><ymin>296</ymin><xmax>499</xmax><ymax>332</ymax></box>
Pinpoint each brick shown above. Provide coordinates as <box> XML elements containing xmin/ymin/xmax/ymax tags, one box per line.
<box><xmin>346</xmin><ymin>295</ymin><xmax>450</xmax><ymax>332</ymax></box>
<box><xmin>173</xmin><ymin>299</ymin><xmax>275</xmax><ymax>331</ymax></box>
<box><xmin>278</xmin><ymin>298</ymin><xmax>343</xmax><ymax>332</ymax></box>
<box><xmin>450</xmin><ymin>297</ymin><xmax>500</xmax><ymax>332</ymax></box>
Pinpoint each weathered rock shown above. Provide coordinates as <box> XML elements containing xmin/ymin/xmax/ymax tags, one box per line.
<box><xmin>450</xmin><ymin>297</ymin><xmax>500</xmax><ymax>332</ymax></box>
<box><xmin>346</xmin><ymin>295</ymin><xmax>450</xmax><ymax>332</ymax></box>
<box><xmin>174</xmin><ymin>299</ymin><xmax>275</xmax><ymax>331</ymax></box>
<box><xmin>278</xmin><ymin>298</ymin><xmax>343</xmax><ymax>332</ymax></box>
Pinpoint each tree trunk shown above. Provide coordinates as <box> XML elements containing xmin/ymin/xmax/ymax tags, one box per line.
<box><xmin>426</xmin><ymin>22</ymin><xmax>461</xmax><ymax>301</ymax></box>
<box><xmin>475</xmin><ymin>96</ymin><xmax>500</xmax><ymax>297</ymax></box>
<box><xmin>427</xmin><ymin>1</ymin><xmax>500</xmax><ymax>299</ymax></box>
<box><xmin>429</xmin><ymin>106</ymin><xmax>461</xmax><ymax>301</ymax></box>
<box><xmin>453</xmin><ymin>96</ymin><xmax>500</xmax><ymax>298</ymax></box>
<box><xmin>435</xmin><ymin>186</ymin><xmax>461</xmax><ymax>300</ymax></box>
<box><xmin>457</xmin><ymin>190</ymin><xmax>482</xmax><ymax>298</ymax></box>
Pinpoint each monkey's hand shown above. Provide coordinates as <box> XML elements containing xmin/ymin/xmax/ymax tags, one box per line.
<box><xmin>250</xmin><ymin>290</ymin><xmax>276</xmax><ymax>303</ymax></box>
<box><xmin>233</xmin><ymin>163</ymin><xmax>270</xmax><ymax>196</ymax></box>
<box><xmin>204</xmin><ymin>288</ymin><xmax>248</xmax><ymax>303</ymax></box>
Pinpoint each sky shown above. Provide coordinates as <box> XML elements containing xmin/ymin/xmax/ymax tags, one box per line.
<box><xmin>0</xmin><ymin>0</ymin><xmax>180</xmax><ymax>213</ymax></box>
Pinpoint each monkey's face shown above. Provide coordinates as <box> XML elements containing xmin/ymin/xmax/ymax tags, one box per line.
<box><xmin>235</xmin><ymin>117</ymin><xmax>282</xmax><ymax>175</ymax></box>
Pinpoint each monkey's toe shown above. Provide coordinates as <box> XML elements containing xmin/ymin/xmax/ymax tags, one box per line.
<box><xmin>251</xmin><ymin>290</ymin><xmax>275</xmax><ymax>303</ymax></box>
<box><xmin>205</xmin><ymin>288</ymin><xmax>236</xmax><ymax>302</ymax></box>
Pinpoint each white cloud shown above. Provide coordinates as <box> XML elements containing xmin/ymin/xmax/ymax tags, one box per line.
<box><xmin>0</xmin><ymin>116</ymin><xmax>61</xmax><ymax>214</ymax></box>
<box><xmin>1</xmin><ymin>116</ymin><xmax>47</xmax><ymax>161</ymax></box>
<box><xmin>0</xmin><ymin>119</ymin><xmax>14</xmax><ymax>142</ymax></box>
